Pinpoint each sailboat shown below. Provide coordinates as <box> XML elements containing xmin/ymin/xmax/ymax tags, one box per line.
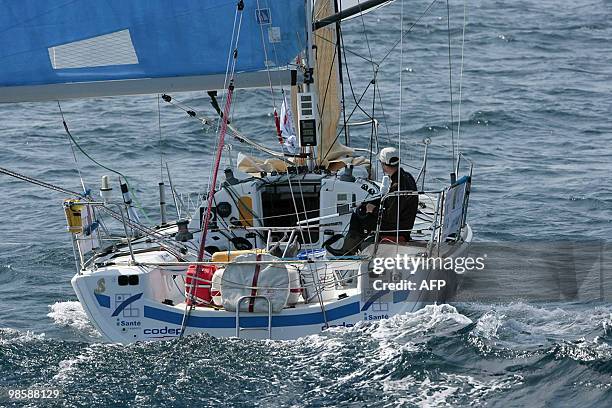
<box><xmin>0</xmin><ymin>0</ymin><xmax>473</xmax><ymax>342</ymax></box>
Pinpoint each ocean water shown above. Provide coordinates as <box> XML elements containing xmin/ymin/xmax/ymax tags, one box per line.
<box><xmin>1</xmin><ymin>0</ymin><xmax>611</xmax><ymax>406</ymax></box>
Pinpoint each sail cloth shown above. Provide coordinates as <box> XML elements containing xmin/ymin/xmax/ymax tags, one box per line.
<box><xmin>313</xmin><ymin>0</ymin><xmax>354</xmax><ymax>167</ymax></box>
<box><xmin>0</xmin><ymin>0</ymin><xmax>306</xmax><ymax>102</ymax></box>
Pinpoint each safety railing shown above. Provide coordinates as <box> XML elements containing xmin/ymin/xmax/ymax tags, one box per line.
<box><xmin>370</xmin><ymin>176</ymin><xmax>471</xmax><ymax>258</ymax></box>
<box><xmin>65</xmin><ymin>199</ymin><xmax>196</xmax><ymax>273</ymax></box>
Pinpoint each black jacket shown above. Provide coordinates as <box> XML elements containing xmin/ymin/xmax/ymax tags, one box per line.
<box><xmin>379</xmin><ymin>168</ymin><xmax>419</xmax><ymax>239</ymax></box>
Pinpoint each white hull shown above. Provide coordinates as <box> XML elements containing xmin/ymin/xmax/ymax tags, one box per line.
<box><xmin>72</xmin><ymin>226</ymin><xmax>472</xmax><ymax>344</ymax></box>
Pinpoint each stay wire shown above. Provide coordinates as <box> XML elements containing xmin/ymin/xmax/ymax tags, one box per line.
<box><xmin>456</xmin><ymin>0</ymin><xmax>467</xmax><ymax>174</ymax></box>
<box><xmin>397</xmin><ymin>0</ymin><xmax>405</xmax><ymax>246</ymax></box>
<box><xmin>336</xmin><ymin>15</ymin><xmax>350</xmax><ymax>146</ymax></box>
<box><xmin>56</xmin><ymin>103</ymin><xmax>152</xmax><ymax>224</ymax></box>
<box><xmin>377</xmin><ymin>0</ymin><xmax>439</xmax><ymax>67</ymax></box>
<box><xmin>320</xmin><ymin>70</ymin><xmax>375</xmax><ymax>163</ymax></box>
<box><xmin>157</xmin><ymin>94</ymin><xmax>164</xmax><ymax>183</ymax></box>
<box><xmin>180</xmin><ymin>0</ymin><xmax>245</xmax><ymax>338</ymax></box>
<box><xmin>57</xmin><ymin>101</ymin><xmax>86</xmax><ymax>194</ymax></box>
<box><xmin>256</xmin><ymin>0</ymin><xmax>316</xmax><ymax>253</ymax></box>
<box><xmin>446</xmin><ymin>0</ymin><xmax>456</xmax><ymax>174</ymax></box>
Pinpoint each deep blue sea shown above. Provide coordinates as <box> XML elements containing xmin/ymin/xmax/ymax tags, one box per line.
<box><xmin>1</xmin><ymin>0</ymin><xmax>612</xmax><ymax>406</ymax></box>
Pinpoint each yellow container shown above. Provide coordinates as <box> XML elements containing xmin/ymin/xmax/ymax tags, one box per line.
<box><xmin>237</xmin><ymin>196</ymin><xmax>254</xmax><ymax>227</ymax></box>
<box><xmin>211</xmin><ymin>249</ymin><xmax>267</xmax><ymax>263</ymax></box>
<box><xmin>64</xmin><ymin>199</ymin><xmax>83</xmax><ymax>234</ymax></box>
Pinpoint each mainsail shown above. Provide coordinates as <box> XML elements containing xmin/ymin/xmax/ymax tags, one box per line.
<box><xmin>0</xmin><ymin>0</ymin><xmax>306</xmax><ymax>102</ymax></box>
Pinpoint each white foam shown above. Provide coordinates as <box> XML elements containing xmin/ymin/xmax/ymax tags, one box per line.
<box><xmin>553</xmin><ymin>337</ymin><xmax>612</xmax><ymax>362</ymax></box>
<box><xmin>362</xmin><ymin>304</ymin><xmax>473</xmax><ymax>345</ymax></box>
<box><xmin>52</xmin><ymin>344</ymin><xmax>98</xmax><ymax>382</ymax></box>
<box><xmin>468</xmin><ymin>302</ymin><xmax>612</xmax><ymax>339</ymax></box>
<box><xmin>0</xmin><ymin>328</ymin><xmax>45</xmax><ymax>345</ymax></box>
<box><xmin>47</xmin><ymin>301</ymin><xmax>100</xmax><ymax>338</ymax></box>
<box><xmin>472</xmin><ymin>310</ymin><xmax>505</xmax><ymax>340</ymax></box>
<box><xmin>385</xmin><ymin>372</ymin><xmax>524</xmax><ymax>406</ymax></box>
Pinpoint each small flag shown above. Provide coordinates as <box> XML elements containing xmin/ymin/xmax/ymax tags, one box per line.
<box><xmin>280</xmin><ymin>95</ymin><xmax>298</xmax><ymax>154</ymax></box>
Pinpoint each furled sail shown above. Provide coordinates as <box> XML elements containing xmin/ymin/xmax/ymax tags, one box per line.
<box><xmin>313</xmin><ymin>0</ymin><xmax>354</xmax><ymax>167</ymax></box>
<box><xmin>0</xmin><ymin>0</ymin><xmax>306</xmax><ymax>102</ymax></box>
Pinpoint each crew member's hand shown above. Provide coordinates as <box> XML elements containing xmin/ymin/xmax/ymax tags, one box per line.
<box><xmin>366</xmin><ymin>203</ymin><xmax>376</xmax><ymax>213</ymax></box>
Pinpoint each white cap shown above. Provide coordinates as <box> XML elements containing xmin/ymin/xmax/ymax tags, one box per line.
<box><xmin>378</xmin><ymin>147</ymin><xmax>400</xmax><ymax>166</ymax></box>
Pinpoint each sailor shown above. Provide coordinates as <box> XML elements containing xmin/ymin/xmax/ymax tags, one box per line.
<box><xmin>326</xmin><ymin>147</ymin><xmax>419</xmax><ymax>256</ymax></box>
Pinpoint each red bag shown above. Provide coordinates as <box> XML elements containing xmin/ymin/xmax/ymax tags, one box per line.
<box><xmin>185</xmin><ymin>264</ymin><xmax>216</xmax><ymax>306</ymax></box>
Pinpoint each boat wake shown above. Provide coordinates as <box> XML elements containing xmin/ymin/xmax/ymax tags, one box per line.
<box><xmin>47</xmin><ymin>301</ymin><xmax>101</xmax><ymax>339</ymax></box>
<box><xmin>0</xmin><ymin>327</ymin><xmax>46</xmax><ymax>345</ymax></box>
<box><xmin>0</xmin><ymin>301</ymin><xmax>610</xmax><ymax>406</ymax></box>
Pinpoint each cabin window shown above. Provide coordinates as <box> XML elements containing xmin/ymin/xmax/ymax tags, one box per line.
<box><xmin>261</xmin><ymin>182</ymin><xmax>320</xmax><ymax>244</ymax></box>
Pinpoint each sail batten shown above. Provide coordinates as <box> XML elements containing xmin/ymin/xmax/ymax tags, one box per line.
<box><xmin>0</xmin><ymin>0</ymin><xmax>306</xmax><ymax>102</ymax></box>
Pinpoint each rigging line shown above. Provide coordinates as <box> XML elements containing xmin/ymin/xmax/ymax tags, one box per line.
<box><xmin>320</xmin><ymin>70</ymin><xmax>376</xmax><ymax>163</ymax></box>
<box><xmin>312</xmin><ymin>1</ymin><xmax>342</xmax><ymax>125</ymax></box>
<box><xmin>316</xmin><ymin>35</ymin><xmax>340</xmax><ymax>136</ymax></box>
<box><xmin>313</xmin><ymin>32</ymin><xmax>378</xmax><ymax>66</ymax></box>
<box><xmin>368</xmin><ymin>80</ymin><xmax>376</xmax><ymax>178</ymax></box>
<box><xmin>158</xmin><ymin>94</ymin><xmax>164</xmax><ymax>183</ymax></box>
<box><xmin>357</xmin><ymin>0</ymin><xmax>377</xmax><ymax>78</ymax></box>
<box><xmin>254</xmin><ymin>0</ymin><xmax>313</xmax><ymax>260</ymax></box>
<box><xmin>294</xmin><ymin>177</ymin><xmax>316</xmax><ymax>255</ymax></box>
<box><xmin>256</xmin><ymin>0</ymin><xmax>277</xmax><ymax>110</ymax></box>
<box><xmin>337</xmin><ymin>23</ymin><xmax>350</xmax><ymax>145</ymax></box>
<box><xmin>397</xmin><ymin>0</ymin><xmax>405</xmax><ymax>246</ymax></box>
<box><xmin>345</xmin><ymin>4</ymin><xmax>391</xmax><ymax>145</ymax></box>
<box><xmin>374</xmin><ymin>80</ymin><xmax>392</xmax><ymax>144</ymax></box>
<box><xmin>339</xmin><ymin>29</ymin><xmax>389</xmax><ymax>149</ymax></box>
<box><xmin>0</xmin><ymin>164</ymin><xmax>81</xmax><ymax>196</ymax></box>
<box><xmin>166</xmin><ymin>163</ymin><xmax>183</xmax><ymax>219</ymax></box>
<box><xmin>222</xmin><ymin>6</ymin><xmax>240</xmax><ymax>94</ymax></box>
<box><xmin>199</xmin><ymin>2</ymin><xmax>241</xmax><ymax>207</ymax></box>
<box><xmin>0</xmin><ymin>164</ymin><xmax>193</xmax><ymax>259</ymax></box>
<box><xmin>56</xmin><ymin>106</ymin><xmax>152</xmax><ymax>224</ymax></box>
<box><xmin>377</xmin><ymin>0</ymin><xmax>439</xmax><ymax>67</ymax></box>
<box><xmin>341</xmin><ymin>37</ymin><xmax>376</xmax><ymax>121</ymax></box>
<box><xmin>180</xmin><ymin>0</ymin><xmax>245</xmax><ymax>338</ymax></box>
<box><xmin>446</xmin><ymin>0</ymin><xmax>456</xmax><ymax>175</ymax></box>
<box><xmin>57</xmin><ymin>101</ymin><xmax>86</xmax><ymax>194</ymax></box>
<box><xmin>163</xmin><ymin>93</ymin><xmax>287</xmax><ymax>160</ymax></box>
<box><xmin>295</xmin><ymin>0</ymin><xmax>328</xmax><ymax>325</ymax></box>
<box><xmin>357</xmin><ymin>0</ymin><xmax>380</xmax><ymax>177</ymax></box>
<box><xmin>55</xmin><ymin>106</ymin><xmax>123</xmax><ymax>185</ymax></box>
<box><xmin>456</xmin><ymin>0</ymin><xmax>467</xmax><ymax>174</ymax></box>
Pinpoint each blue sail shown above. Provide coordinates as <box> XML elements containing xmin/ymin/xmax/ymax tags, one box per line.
<box><xmin>0</xmin><ymin>0</ymin><xmax>306</xmax><ymax>101</ymax></box>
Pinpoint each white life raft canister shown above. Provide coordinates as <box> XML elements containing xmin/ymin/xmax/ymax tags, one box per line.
<box><xmin>221</xmin><ymin>253</ymin><xmax>289</xmax><ymax>313</ymax></box>
<box><xmin>211</xmin><ymin>268</ymin><xmax>224</xmax><ymax>306</ymax></box>
<box><xmin>287</xmin><ymin>265</ymin><xmax>302</xmax><ymax>306</ymax></box>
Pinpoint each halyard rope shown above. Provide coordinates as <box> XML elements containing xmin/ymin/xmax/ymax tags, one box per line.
<box><xmin>179</xmin><ymin>0</ymin><xmax>245</xmax><ymax>338</ymax></box>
